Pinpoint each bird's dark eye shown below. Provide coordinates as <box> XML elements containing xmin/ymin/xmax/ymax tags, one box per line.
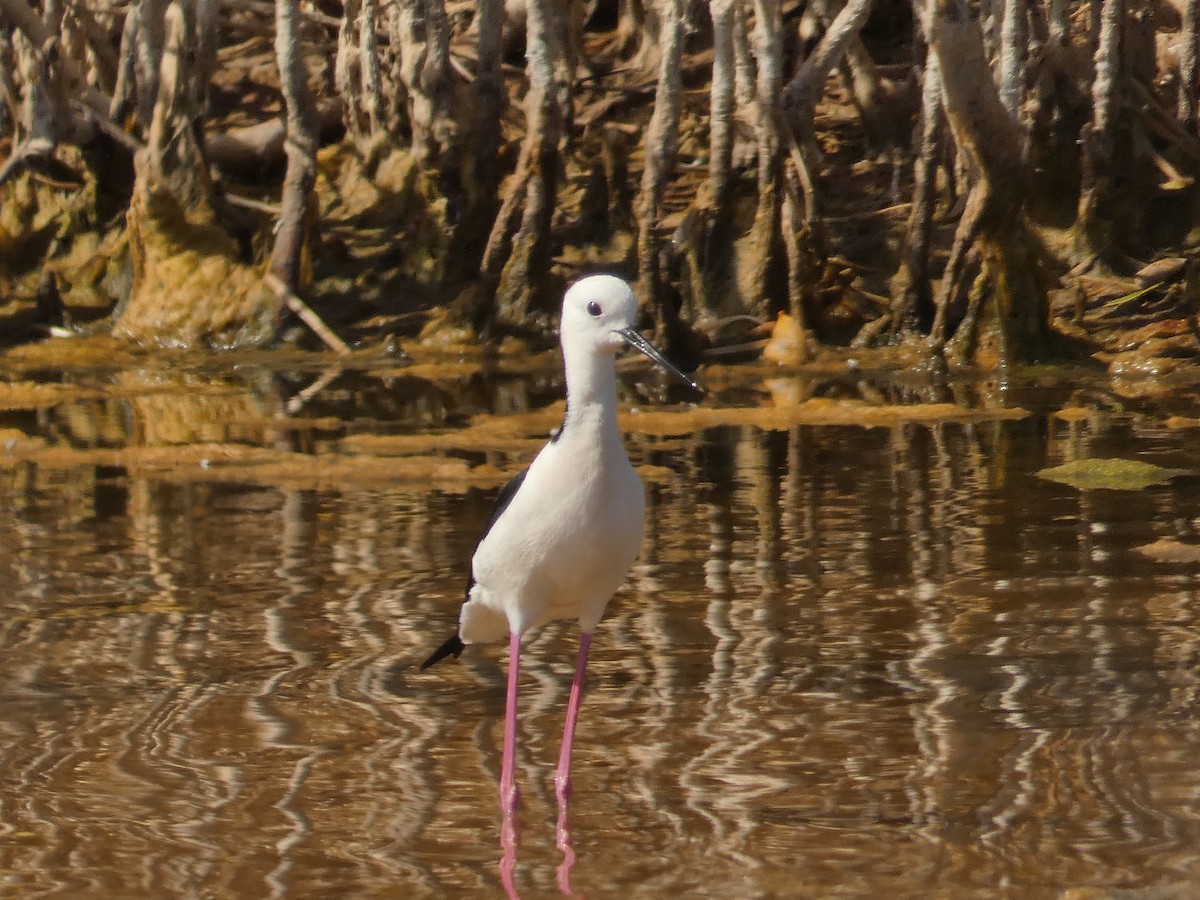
<box><xmin>586</xmin><ymin>301</ymin><xmax>602</xmax><ymax>317</ymax></box>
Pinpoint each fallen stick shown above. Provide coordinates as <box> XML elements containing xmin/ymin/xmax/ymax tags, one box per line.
<box><xmin>223</xmin><ymin>191</ymin><xmax>282</xmax><ymax>215</ymax></box>
<box><xmin>264</xmin><ymin>271</ymin><xmax>351</xmax><ymax>355</ymax></box>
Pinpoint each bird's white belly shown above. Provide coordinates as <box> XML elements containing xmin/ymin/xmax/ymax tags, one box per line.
<box><xmin>465</xmin><ymin>449</ymin><xmax>645</xmax><ymax>639</ymax></box>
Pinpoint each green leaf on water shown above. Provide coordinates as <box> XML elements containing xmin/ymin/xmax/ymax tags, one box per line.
<box><xmin>1036</xmin><ymin>458</ymin><xmax>1193</xmax><ymax>491</ymax></box>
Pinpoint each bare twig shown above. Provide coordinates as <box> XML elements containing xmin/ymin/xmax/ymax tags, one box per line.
<box><xmin>223</xmin><ymin>192</ymin><xmax>281</xmax><ymax>215</ymax></box>
<box><xmin>265</xmin><ymin>272</ymin><xmax>352</xmax><ymax>354</ymax></box>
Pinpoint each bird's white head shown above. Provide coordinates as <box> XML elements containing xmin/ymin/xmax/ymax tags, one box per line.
<box><xmin>560</xmin><ymin>274</ymin><xmax>639</xmax><ymax>355</ymax></box>
<box><xmin>559</xmin><ymin>275</ymin><xmax>699</xmax><ymax>390</ymax></box>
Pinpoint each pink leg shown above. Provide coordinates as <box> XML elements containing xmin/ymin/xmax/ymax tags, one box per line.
<box><xmin>501</xmin><ymin>631</ymin><xmax>521</xmax><ymax>815</ymax></box>
<box><xmin>555</xmin><ymin>631</ymin><xmax>592</xmax><ymax>806</ymax></box>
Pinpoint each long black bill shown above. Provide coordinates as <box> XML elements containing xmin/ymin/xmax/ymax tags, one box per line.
<box><xmin>617</xmin><ymin>327</ymin><xmax>702</xmax><ymax>393</ymax></box>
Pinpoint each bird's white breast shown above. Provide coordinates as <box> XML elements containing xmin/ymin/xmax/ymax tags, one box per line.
<box><xmin>468</xmin><ymin>425</ymin><xmax>645</xmax><ymax>637</ymax></box>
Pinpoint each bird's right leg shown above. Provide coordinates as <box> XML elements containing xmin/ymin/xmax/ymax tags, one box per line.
<box><xmin>554</xmin><ymin>630</ymin><xmax>592</xmax><ymax>806</ymax></box>
<box><xmin>501</xmin><ymin>630</ymin><xmax>521</xmax><ymax>815</ymax></box>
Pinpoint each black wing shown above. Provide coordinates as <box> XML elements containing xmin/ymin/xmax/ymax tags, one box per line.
<box><xmin>419</xmin><ymin>468</ymin><xmax>529</xmax><ymax>669</ymax></box>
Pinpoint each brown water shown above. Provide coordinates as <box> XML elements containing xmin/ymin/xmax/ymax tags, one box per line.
<box><xmin>0</xmin><ymin>346</ymin><xmax>1198</xmax><ymax>898</ymax></box>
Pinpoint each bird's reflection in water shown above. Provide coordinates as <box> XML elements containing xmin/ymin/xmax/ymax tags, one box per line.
<box><xmin>496</xmin><ymin>795</ymin><xmax>579</xmax><ymax>898</ymax></box>
<box><xmin>555</xmin><ymin>803</ymin><xmax>577</xmax><ymax>896</ymax></box>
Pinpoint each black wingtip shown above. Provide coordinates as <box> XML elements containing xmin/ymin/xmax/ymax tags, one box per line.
<box><xmin>420</xmin><ymin>633</ymin><xmax>465</xmax><ymax>670</ymax></box>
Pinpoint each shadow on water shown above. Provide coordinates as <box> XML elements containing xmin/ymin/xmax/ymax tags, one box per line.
<box><xmin>0</xmin><ymin>343</ymin><xmax>1199</xmax><ymax>896</ymax></box>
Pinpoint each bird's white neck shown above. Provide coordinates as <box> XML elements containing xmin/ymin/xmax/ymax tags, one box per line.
<box><xmin>559</xmin><ymin>343</ymin><xmax>622</xmax><ymax>449</ymax></box>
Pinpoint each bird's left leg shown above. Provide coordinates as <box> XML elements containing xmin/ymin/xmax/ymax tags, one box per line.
<box><xmin>554</xmin><ymin>630</ymin><xmax>592</xmax><ymax>806</ymax></box>
<box><xmin>501</xmin><ymin>630</ymin><xmax>521</xmax><ymax>815</ymax></box>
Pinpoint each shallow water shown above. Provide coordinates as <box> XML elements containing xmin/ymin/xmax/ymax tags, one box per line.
<box><xmin>0</xmin><ymin>349</ymin><xmax>1199</xmax><ymax>898</ymax></box>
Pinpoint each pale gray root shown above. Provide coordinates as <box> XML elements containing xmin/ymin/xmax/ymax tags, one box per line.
<box><xmin>1089</xmin><ymin>0</ymin><xmax>1121</xmax><ymax>148</ymax></box>
<box><xmin>929</xmin><ymin>0</ymin><xmax>1047</xmax><ymax>365</ymax></box>
<box><xmin>783</xmin><ymin>0</ymin><xmax>874</xmax><ymax>122</ymax></box>
<box><xmin>635</xmin><ymin>0</ymin><xmax>684</xmax><ymax>318</ymax></box>
<box><xmin>474</xmin><ymin>0</ymin><xmax>505</xmax><ymax>198</ymax></box>
<box><xmin>489</xmin><ymin>0</ymin><xmax>562</xmax><ymax>326</ymax></box>
<box><xmin>1178</xmin><ymin>0</ymin><xmax>1197</xmax><ymax>129</ymax></box>
<box><xmin>13</xmin><ymin>30</ymin><xmax>57</xmax><ymax>137</ymax></box>
<box><xmin>1074</xmin><ymin>0</ymin><xmax>1122</xmax><ymax>260</ymax></box>
<box><xmin>194</xmin><ymin>0</ymin><xmax>219</xmax><ymax>113</ymax></box>
<box><xmin>335</xmin><ymin>0</ymin><xmax>364</xmax><ymax>139</ymax></box>
<box><xmin>943</xmin><ymin>262</ymin><xmax>988</xmax><ymax>365</ymax></box>
<box><xmin>737</xmin><ymin>0</ymin><xmax>784</xmax><ymax>319</ymax></box>
<box><xmin>874</xmin><ymin>18</ymin><xmax>943</xmax><ymax>342</ymax></box>
<box><xmin>996</xmin><ymin>0</ymin><xmax>1026</xmax><ymax>119</ymax></box>
<box><xmin>5</xmin><ymin>2</ymin><xmax>94</xmax><ymax>154</ymax></box>
<box><xmin>395</xmin><ymin>0</ymin><xmax>457</xmax><ymax>167</ymax></box>
<box><xmin>144</xmin><ymin>3</ymin><xmax>201</xmax><ymax>185</ymax></box>
<box><xmin>551</xmin><ymin>1</ymin><xmax>578</xmax><ymax>133</ymax></box>
<box><xmin>383</xmin><ymin>2</ymin><xmax>410</xmax><ymax>135</ymax></box>
<box><xmin>751</xmin><ymin>0</ymin><xmax>782</xmax><ymax>196</ymax></box>
<box><xmin>810</xmin><ymin>0</ymin><xmax>899</xmax><ymax>154</ymax></box>
<box><xmin>109</xmin><ymin>0</ymin><xmax>140</xmax><ymax>120</ymax></box>
<box><xmin>709</xmin><ymin>0</ymin><xmax>736</xmax><ymax>207</ymax></box>
<box><xmin>420</xmin><ymin>0</ymin><xmax>455</xmax><ymax>157</ymax></box>
<box><xmin>732</xmin><ymin>0</ymin><xmax>756</xmax><ymax>108</ymax></box>
<box><xmin>0</xmin><ymin>32</ymin><xmax>59</xmax><ymax>186</ymax></box>
<box><xmin>360</xmin><ymin>0</ymin><xmax>384</xmax><ymax>134</ymax></box>
<box><xmin>271</xmin><ymin>0</ymin><xmax>319</xmax><ymax>293</ymax></box>
<box><xmin>333</xmin><ymin>0</ymin><xmax>386</xmax><ymax>140</ymax></box>
<box><xmin>781</xmin><ymin>0</ymin><xmax>874</xmax><ymax>224</ymax></box>
<box><xmin>780</xmin><ymin>164</ymin><xmax>814</xmax><ymax>361</ymax></box>
<box><xmin>928</xmin><ymin>180</ymin><xmax>986</xmax><ymax>346</ymax></box>
<box><xmin>134</xmin><ymin>0</ymin><xmax>167</xmax><ymax>130</ymax></box>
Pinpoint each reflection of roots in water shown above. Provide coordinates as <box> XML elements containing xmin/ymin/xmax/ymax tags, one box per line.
<box><xmin>676</xmin><ymin>428</ymin><xmax>792</xmax><ymax>864</ymax></box>
<box><xmin>4</xmin><ymin>399</ymin><xmax>1200</xmax><ymax>892</ymax></box>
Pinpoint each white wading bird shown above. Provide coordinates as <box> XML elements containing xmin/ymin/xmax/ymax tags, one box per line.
<box><xmin>421</xmin><ymin>274</ymin><xmax>699</xmax><ymax>812</ymax></box>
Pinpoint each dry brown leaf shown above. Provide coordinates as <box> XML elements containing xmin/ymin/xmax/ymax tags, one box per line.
<box><xmin>1052</xmin><ymin>407</ymin><xmax>1095</xmax><ymax>422</ymax></box>
<box><xmin>1136</xmin><ymin>539</ymin><xmax>1200</xmax><ymax>563</ymax></box>
<box><xmin>1165</xmin><ymin>416</ymin><xmax>1200</xmax><ymax>430</ymax></box>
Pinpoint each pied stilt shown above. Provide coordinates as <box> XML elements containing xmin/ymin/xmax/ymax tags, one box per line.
<box><xmin>421</xmin><ymin>274</ymin><xmax>699</xmax><ymax>812</ymax></box>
